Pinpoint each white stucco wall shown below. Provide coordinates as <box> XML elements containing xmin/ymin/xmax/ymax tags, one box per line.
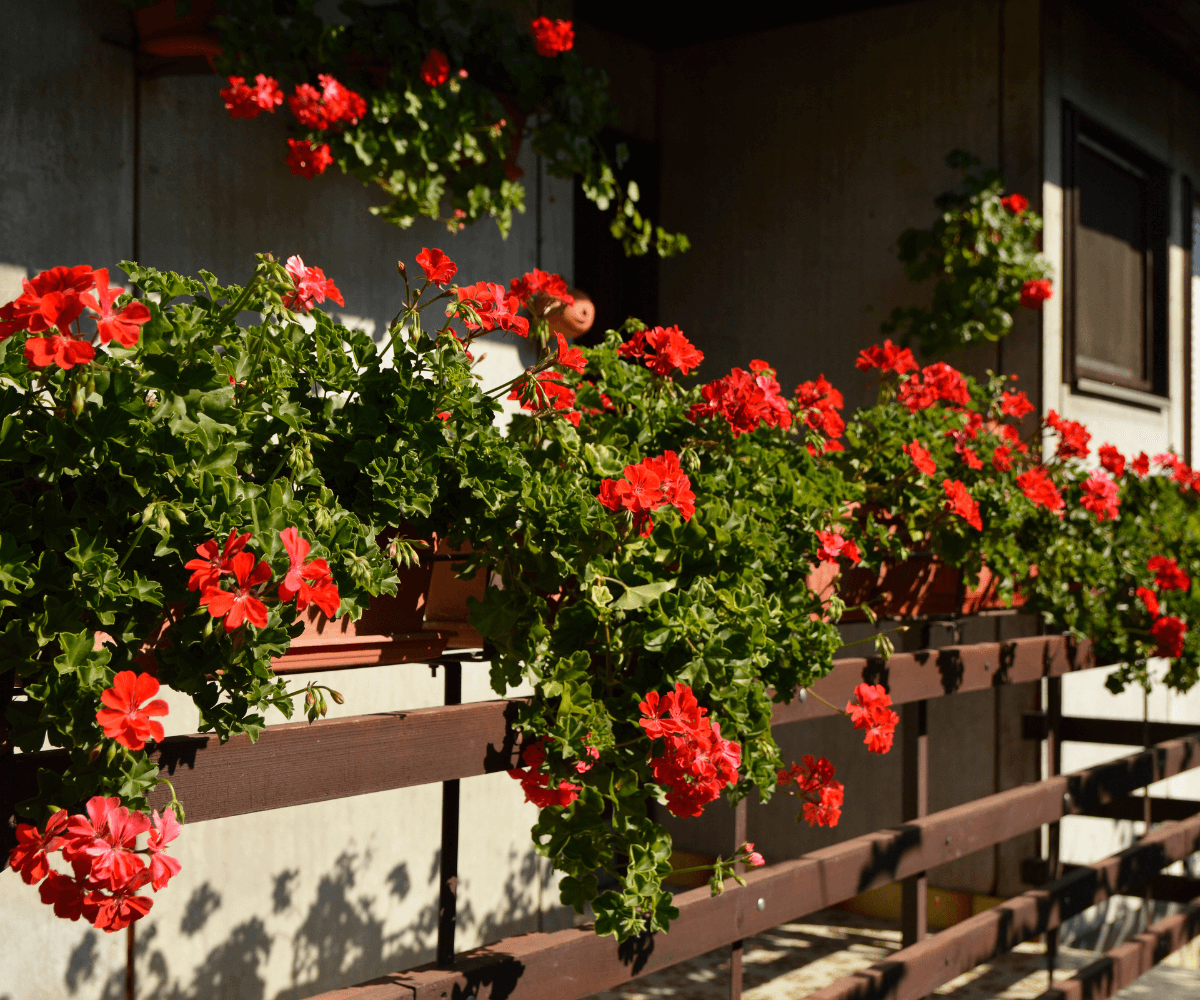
<box><xmin>0</xmin><ymin>2</ymin><xmax>572</xmax><ymax>997</ymax></box>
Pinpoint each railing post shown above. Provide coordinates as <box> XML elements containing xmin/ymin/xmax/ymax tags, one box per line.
<box><xmin>1045</xmin><ymin>674</ymin><xmax>1062</xmax><ymax>983</ymax></box>
<box><xmin>901</xmin><ymin>699</ymin><xmax>928</xmax><ymax>948</ymax></box>
<box><xmin>436</xmin><ymin>658</ymin><xmax>462</xmax><ymax>969</ymax></box>
<box><xmin>730</xmin><ymin>796</ymin><xmax>747</xmax><ymax>1000</ymax></box>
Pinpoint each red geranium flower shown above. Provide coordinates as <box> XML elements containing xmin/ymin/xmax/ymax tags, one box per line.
<box><xmin>1017</xmin><ymin>466</ymin><xmax>1064</xmax><ymax>513</ymax></box>
<box><xmin>283</xmin><ymin>255</ymin><xmax>344</xmax><ymax>312</ymax></box>
<box><xmin>1132</xmin><ymin>452</ymin><xmax>1150</xmax><ymax>477</ymax></box>
<box><xmin>457</xmin><ymin>282</ymin><xmax>530</xmax><ymax>337</ymax></box>
<box><xmin>80</xmin><ymin>268</ymin><xmax>151</xmax><ymax>348</ymax></box>
<box><xmin>1080</xmin><ymin>470</ymin><xmax>1120</xmax><ymax>522</ymax></box>
<box><xmin>420</xmin><ymin>48</ymin><xmax>450</xmax><ymax>87</ymax></box>
<box><xmin>147</xmin><ymin>808</ymin><xmax>182</xmax><ymax>890</ymax></box>
<box><xmin>510</xmin><ymin>269</ymin><xmax>574</xmax><ymax>309</ymax></box>
<box><xmin>898</xmin><ymin>362</ymin><xmax>970</xmax><ymax>412</ymax></box>
<box><xmin>285</xmin><ymin>138</ymin><xmax>334</xmax><ymax>179</ymax></box>
<box><xmin>903</xmin><ymin>440</ymin><xmax>936</xmax><ymax>475</ymax></box>
<box><xmin>816</xmin><ymin>529</ymin><xmax>861</xmax><ymax>565</ymax></box>
<box><xmin>1046</xmin><ymin>410</ymin><xmax>1091</xmax><ymax>459</ymax></box>
<box><xmin>1098</xmin><ymin>444</ymin><xmax>1126</xmax><ymax>478</ymax></box>
<box><xmin>1136</xmin><ymin>586</ymin><xmax>1160</xmax><ymax>618</ymax></box>
<box><xmin>992</xmin><ymin>445</ymin><xmax>1012</xmax><ymax>471</ymax></box>
<box><xmin>185</xmin><ymin>529</ymin><xmax>251</xmax><ymax>592</ymax></box>
<box><xmin>778</xmin><ymin>755</ymin><xmax>844</xmax><ymax>828</ymax></box>
<box><xmin>846</xmin><ymin>683</ymin><xmax>899</xmax><ymax>754</ymax></box>
<box><xmin>1020</xmin><ymin>278</ymin><xmax>1053</xmax><ymax>310</ymax></box>
<box><xmin>530</xmin><ymin>16</ymin><xmax>574</xmax><ymax>56</ymax></box>
<box><xmin>278</xmin><ymin>527</ymin><xmax>340</xmax><ymax>617</ymax></box>
<box><xmin>855</xmin><ymin>339</ymin><xmax>918</xmax><ymax>375</ymax></box>
<box><xmin>1148</xmin><ymin>555</ymin><xmax>1191</xmax><ymax>592</ymax></box>
<box><xmin>1</xmin><ymin>265</ymin><xmax>96</xmax><ymax>340</ymax></box>
<box><xmin>220</xmin><ymin>74</ymin><xmax>283</xmax><ymax>119</ymax></box>
<box><xmin>8</xmin><ymin>809</ymin><xmax>68</xmax><ymax>885</ymax></box>
<box><xmin>1000</xmin><ymin>193</ymin><xmax>1029</xmax><ymax>213</ymax></box>
<box><xmin>88</xmin><ymin>870</ymin><xmax>154</xmax><ymax>933</ymax></box>
<box><xmin>554</xmin><ymin>331</ymin><xmax>587</xmax><ymax>374</ymax></box>
<box><xmin>25</xmin><ymin>333</ymin><xmax>95</xmax><ymax>371</ymax></box>
<box><xmin>942</xmin><ymin>478</ymin><xmax>982</xmax><ymax>530</ymax></box>
<box><xmin>199</xmin><ymin>551</ymin><xmax>271</xmax><ymax>630</ymax></box>
<box><xmin>619</xmin><ymin>325</ymin><xmax>704</xmax><ymax>377</ymax></box>
<box><xmin>1152</xmin><ymin>615</ymin><xmax>1188</xmax><ymax>658</ymax></box>
<box><xmin>96</xmin><ymin>672</ymin><xmax>169</xmax><ymax>751</ymax></box>
<box><xmin>39</xmin><ymin>871</ymin><xmax>93</xmax><ymax>922</ymax></box>
<box><xmin>1000</xmin><ymin>390</ymin><xmax>1034</xmax><ymax>419</ymax></box>
<box><xmin>288</xmin><ymin>76</ymin><xmax>366</xmax><ymax>129</ymax></box>
<box><xmin>416</xmin><ymin>247</ymin><xmax>457</xmax><ymax>285</ymax></box>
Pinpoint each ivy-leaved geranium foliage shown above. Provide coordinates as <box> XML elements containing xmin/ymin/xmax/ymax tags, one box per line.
<box><xmin>455</xmin><ymin>323</ymin><xmax>862</xmax><ymax>940</ymax></box>
<box><xmin>845</xmin><ymin>341</ymin><xmax>1200</xmax><ymax>692</ymax></box>
<box><xmin>212</xmin><ymin>0</ymin><xmax>689</xmax><ymax>258</ymax></box>
<box><xmin>882</xmin><ymin>150</ymin><xmax>1053</xmax><ymax>355</ymax></box>
<box><xmin>0</xmin><ymin>249</ymin><xmax>500</xmax><ymax>931</ymax></box>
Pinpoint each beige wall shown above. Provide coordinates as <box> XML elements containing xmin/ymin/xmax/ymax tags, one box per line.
<box><xmin>652</xmin><ymin>0</ymin><xmax>1014</xmax><ymax>410</ymax></box>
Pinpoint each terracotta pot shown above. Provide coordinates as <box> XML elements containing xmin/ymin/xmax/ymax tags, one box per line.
<box><xmin>420</xmin><ymin>536</ymin><xmax>489</xmax><ymax>649</ymax></box>
<box><xmin>834</xmin><ymin>556</ymin><xmax>961</xmax><ymax>622</ymax></box>
<box><xmin>547</xmin><ymin>290</ymin><xmax>596</xmax><ymax>340</ymax></box>
<box><xmin>275</xmin><ymin>557</ymin><xmax>445</xmax><ymax>673</ymax></box>
<box><xmin>134</xmin><ymin>0</ymin><xmax>221</xmax><ymax>60</ymax></box>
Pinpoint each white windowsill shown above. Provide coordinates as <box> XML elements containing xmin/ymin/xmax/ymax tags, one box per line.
<box><xmin>1073</xmin><ymin>377</ymin><xmax>1169</xmax><ymax>411</ymax></box>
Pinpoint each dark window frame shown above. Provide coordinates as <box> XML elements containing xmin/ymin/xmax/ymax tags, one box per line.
<box><xmin>1063</xmin><ymin>103</ymin><xmax>1170</xmax><ymax>395</ymax></box>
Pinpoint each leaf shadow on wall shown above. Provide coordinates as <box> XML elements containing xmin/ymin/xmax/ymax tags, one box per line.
<box><xmin>61</xmin><ymin>845</ymin><xmax>552</xmax><ymax>1000</ymax></box>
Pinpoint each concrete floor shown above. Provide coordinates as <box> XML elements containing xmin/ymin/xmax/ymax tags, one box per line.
<box><xmin>583</xmin><ymin>910</ymin><xmax>1200</xmax><ymax>999</ymax></box>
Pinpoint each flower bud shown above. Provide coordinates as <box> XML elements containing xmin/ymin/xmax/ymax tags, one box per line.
<box><xmin>329</xmin><ymin>688</ymin><xmax>344</xmax><ymax>705</ymax></box>
<box><xmin>396</xmin><ymin>260</ymin><xmax>406</xmax><ymax>276</ymax></box>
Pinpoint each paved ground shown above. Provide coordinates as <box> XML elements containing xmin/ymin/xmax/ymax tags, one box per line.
<box><xmin>583</xmin><ymin>910</ymin><xmax>1200</xmax><ymax>999</ymax></box>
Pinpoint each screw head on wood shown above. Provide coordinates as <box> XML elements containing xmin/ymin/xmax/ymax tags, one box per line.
<box><xmin>945</xmin><ymin>836</ymin><xmax>952</xmax><ymax>846</ymax></box>
<box><xmin>757</xmin><ymin>898</ymin><xmax>766</xmax><ymax>911</ymax></box>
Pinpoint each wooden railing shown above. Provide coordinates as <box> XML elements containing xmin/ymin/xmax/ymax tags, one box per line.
<box><xmin>5</xmin><ymin>627</ymin><xmax>1200</xmax><ymax>1000</ymax></box>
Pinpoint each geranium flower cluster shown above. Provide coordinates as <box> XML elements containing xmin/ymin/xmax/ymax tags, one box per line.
<box><xmin>618</xmin><ymin>325</ymin><xmax>705</xmax><ymax>377</ymax></box>
<box><xmin>189</xmin><ymin>527</ymin><xmax>340</xmax><ymax>631</ymax></box>
<box><xmin>795</xmin><ymin>375</ymin><xmax>845</xmax><ymax>453</ymax></box>
<box><xmin>897</xmin><ymin>361</ymin><xmax>971</xmax><ymax>412</ymax></box>
<box><xmin>597</xmin><ymin>451</ymin><xmax>697</xmax><ymax>537</ymax></box>
<box><xmin>456</xmin><ymin>283</ymin><xmax>530</xmax><ymax>337</ymax></box>
<box><xmin>530</xmin><ymin>17</ymin><xmax>574</xmax><ymax>57</ymax></box>
<box><xmin>1138</xmin><ymin>556</ymin><xmax>1192</xmax><ymax>657</ymax></box>
<box><xmin>283</xmin><ymin>255</ymin><xmax>344</xmax><ymax>313</ymax></box>
<box><xmin>8</xmin><ymin>796</ymin><xmax>181</xmax><ymax>933</ymax></box>
<box><xmin>507</xmin><ymin>738</ymin><xmax>582</xmax><ymax>808</ymax></box>
<box><xmin>220</xmin><ymin>72</ymin><xmax>367</xmax><ymax>180</ymax></box>
<box><xmin>816</xmin><ymin>529</ymin><xmax>861</xmax><ymax>565</ymax></box>
<box><xmin>0</xmin><ymin>265</ymin><xmax>150</xmax><ymax>370</ymax></box>
<box><xmin>689</xmin><ymin>360</ymin><xmax>793</xmax><ymax>436</ymax></box>
<box><xmin>777</xmin><ymin>755</ymin><xmax>845</xmax><ymax>827</ymax></box>
<box><xmin>510</xmin><ymin>269</ymin><xmax>575</xmax><ymax>312</ymax></box>
<box><xmin>846</xmin><ymin>683</ymin><xmax>899</xmax><ymax>754</ymax></box>
<box><xmin>639</xmin><ymin>684</ymin><xmax>742</xmax><ymax>818</ymax></box>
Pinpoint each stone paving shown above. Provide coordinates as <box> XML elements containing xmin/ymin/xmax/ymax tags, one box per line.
<box><xmin>583</xmin><ymin>910</ymin><xmax>1200</xmax><ymax>1000</ymax></box>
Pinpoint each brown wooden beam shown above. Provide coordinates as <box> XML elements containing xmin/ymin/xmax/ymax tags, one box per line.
<box><xmin>2</xmin><ymin>635</ymin><xmax>1086</xmax><ymax>830</ymax></box>
<box><xmin>1032</xmin><ymin>896</ymin><xmax>1200</xmax><ymax>1000</ymax></box>
<box><xmin>803</xmin><ymin>813</ymin><xmax>1200</xmax><ymax>1000</ymax></box>
<box><xmin>1022</xmin><ymin>712</ymin><xmax>1200</xmax><ymax>746</ymax></box>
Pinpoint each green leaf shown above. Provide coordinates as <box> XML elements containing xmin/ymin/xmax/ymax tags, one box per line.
<box><xmin>610</xmin><ymin>580</ymin><xmax>676</xmax><ymax>611</ymax></box>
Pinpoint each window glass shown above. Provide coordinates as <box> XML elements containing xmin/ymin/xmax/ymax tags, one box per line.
<box><xmin>1075</xmin><ymin>143</ymin><xmax>1146</xmax><ymax>384</ymax></box>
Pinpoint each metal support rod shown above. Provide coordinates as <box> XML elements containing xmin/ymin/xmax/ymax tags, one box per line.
<box><xmin>125</xmin><ymin>921</ymin><xmax>135</xmax><ymax>1000</ymax></box>
<box><xmin>1046</xmin><ymin>675</ymin><xmax>1062</xmax><ymax>984</ymax></box>
<box><xmin>436</xmin><ymin>659</ymin><xmax>462</xmax><ymax>969</ymax></box>
<box><xmin>901</xmin><ymin>699</ymin><xmax>928</xmax><ymax>949</ymax></box>
<box><xmin>730</xmin><ymin>796</ymin><xmax>747</xmax><ymax>1000</ymax></box>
